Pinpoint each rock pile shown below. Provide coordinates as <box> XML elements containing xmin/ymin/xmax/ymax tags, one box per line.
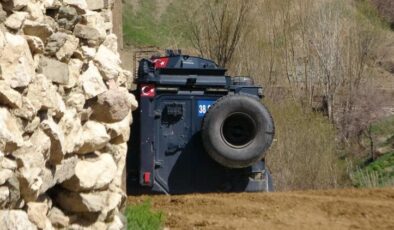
<box><xmin>0</xmin><ymin>0</ymin><xmax>137</xmax><ymax>229</ymax></box>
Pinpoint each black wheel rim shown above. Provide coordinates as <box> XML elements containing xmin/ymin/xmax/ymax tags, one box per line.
<box><xmin>221</xmin><ymin>112</ymin><xmax>257</xmax><ymax>148</ymax></box>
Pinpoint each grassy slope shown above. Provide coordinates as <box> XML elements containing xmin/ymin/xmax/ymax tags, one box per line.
<box><xmin>352</xmin><ymin>115</ymin><xmax>394</xmax><ymax>187</ymax></box>
<box><xmin>123</xmin><ymin>0</ymin><xmax>187</xmax><ymax>47</ymax></box>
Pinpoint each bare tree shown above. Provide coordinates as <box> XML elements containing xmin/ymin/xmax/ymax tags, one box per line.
<box><xmin>186</xmin><ymin>0</ymin><xmax>252</xmax><ymax>68</ymax></box>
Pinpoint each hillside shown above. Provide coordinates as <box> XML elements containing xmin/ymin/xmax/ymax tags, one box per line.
<box><xmin>122</xmin><ymin>0</ymin><xmax>394</xmax><ymax>190</ymax></box>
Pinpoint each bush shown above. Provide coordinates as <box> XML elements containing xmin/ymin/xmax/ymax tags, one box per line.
<box><xmin>349</xmin><ymin>152</ymin><xmax>394</xmax><ymax>188</ymax></box>
<box><xmin>266</xmin><ymin>100</ymin><xmax>346</xmax><ymax>191</ymax></box>
<box><xmin>125</xmin><ymin>200</ymin><xmax>165</xmax><ymax>230</ymax></box>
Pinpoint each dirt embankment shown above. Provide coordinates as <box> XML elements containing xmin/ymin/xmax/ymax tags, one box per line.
<box><xmin>129</xmin><ymin>188</ymin><xmax>394</xmax><ymax>230</ymax></box>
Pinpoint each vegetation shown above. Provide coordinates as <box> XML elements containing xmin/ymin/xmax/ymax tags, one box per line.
<box><xmin>266</xmin><ymin>100</ymin><xmax>344</xmax><ymax>191</ymax></box>
<box><xmin>122</xmin><ymin>0</ymin><xmax>394</xmax><ymax>191</ymax></box>
<box><xmin>125</xmin><ymin>200</ymin><xmax>165</xmax><ymax>230</ymax></box>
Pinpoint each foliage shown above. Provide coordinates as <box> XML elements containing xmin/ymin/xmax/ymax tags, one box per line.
<box><xmin>350</xmin><ymin>152</ymin><xmax>394</xmax><ymax>188</ymax></box>
<box><xmin>122</xmin><ymin>0</ymin><xmax>187</xmax><ymax>47</ymax></box>
<box><xmin>265</xmin><ymin>100</ymin><xmax>346</xmax><ymax>191</ymax></box>
<box><xmin>125</xmin><ymin>200</ymin><xmax>165</xmax><ymax>230</ymax></box>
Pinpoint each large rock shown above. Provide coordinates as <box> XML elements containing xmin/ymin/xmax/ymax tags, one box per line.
<box><xmin>91</xmin><ymin>89</ymin><xmax>132</xmax><ymax>123</ymax></box>
<box><xmin>12</xmin><ymin>97</ymin><xmax>37</xmax><ymax>121</ymax></box>
<box><xmin>63</xmin><ymin>0</ymin><xmax>88</xmax><ymax>9</ymax></box>
<box><xmin>17</xmin><ymin>167</ymin><xmax>43</xmax><ymax>202</ymax></box>
<box><xmin>62</xmin><ymin>153</ymin><xmax>117</xmax><ymax>192</ymax></box>
<box><xmin>23</xmin><ymin>20</ymin><xmax>53</xmax><ymax>42</ymax></box>
<box><xmin>57</xmin><ymin>5</ymin><xmax>80</xmax><ymax>31</ymax></box>
<box><xmin>0</xmin><ymin>5</ymin><xmax>6</xmax><ymax>23</ymax></box>
<box><xmin>0</xmin><ymin>169</ymin><xmax>13</xmax><ymax>185</ymax></box>
<box><xmin>45</xmin><ymin>32</ymin><xmax>79</xmax><ymax>61</ymax></box>
<box><xmin>86</xmin><ymin>0</ymin><xmax>105</xmax><ymax>10</ymax></box>
<box><xmin>39</xmin><ymin>156</ymin><xmax>78</xmax><ymax>193</ymax></box>
<box><xmin>76</xmin><ymin>121</ymin><xmax>110</xmax><ymax>154</ymax></box>
<box><xmin>0</xmin><ymin>210</ymin><xmax>37</xmax><ymax>230</ymax></box>
<box><xmin>0</xmin><ymin>108</ymin><xmax>24</xmax><ymax>153</ymax></box>
<box><xmin>94</xmin><ymin>44</ymin><xmax>122</xmax><ymax>80</ymax></box>
<box><xmin>73</xmin><ymin>23</ymin><xmax>104</xmax><ymax>41</ymax></box>
<box><xmin>25</xmin><ymin>36</ymin><xmax>44</xmax><ymax>55</ymax></box>
<box><xmin>12</xmin><ymin>129</ymin><xmax>49</xmax><ymax>169</ymax></box>
<box><xmin>66</xmin><ymin>59</ymin><xmax>83</xmax><ymax>89</ymax></box>
<box><xmin>0</xmin><ymin>80</ymin><xmax>22</xmax><ymax>108</ymax></box>
<box><xmin>41</xmin><ymin>118</ymin><xmax>66</xmax><ymax>165</ymax></box>
<box><xmin>80</xmin><ymin>61</ymin><xmax>107</xmax><ymax>99</ymax></box>
<box><xmin>48</xmin><ymin>207</ymin><xmax>70</xmax><ymax>228</ymax></box>
<box><xmin>105</xmin><ymin>112</ymin><xmax>132</xmax><ymax>143</ymax></box>
<box><xmin>27</xmin><ymin>202</ymin><xmax>51</xmax><ymax>230</ymax></box>
<box><xmin>0</xmin><ymin>33</ymin><xmax>34</xmax><ymax>88</ymax></box>
<box><xmin>56</xmin><ymin>34</ymin><xmax>79</xmax><ymax>61</ymax></box>
<box><xmin>39</xmin><ymin>57</ymin><xmax>69</xmax><ymax>85</ymax></box>
<box><xmin>26</xmin><ymin>74</ymin><xmax>65</xmax><ymax>113</ymax></box>
<box><xmin>55</xmin><ymin>189</ymin><xmax>122</xmax><ymax>213</ymax></box>
<box><xmin>59</xmin><ymin>109</ymin><xmax>82</xmax><ymax>154</ymax></box>
<box><xmin>0</xmin><ymin>186</ymin><xmax>10</xmax><ymax>208</ymax></box>
<box><xmin>4</xmin><ymin>12</ymin><xmax>28</xmax><ymax>30</ymax></box>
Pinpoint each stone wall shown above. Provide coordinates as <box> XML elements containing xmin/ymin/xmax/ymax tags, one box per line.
<box><xmin>0</xmin><ymin>0</ymin><xmax>137</xmax><ymax>229</ymax></box>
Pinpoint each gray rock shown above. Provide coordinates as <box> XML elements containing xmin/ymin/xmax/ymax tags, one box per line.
<box><xmin>25</xmin><ymin>36</ymin><xmax>44</xmax><ymax>55</ymax></box>
<box><xmin>86</xmin><ymin>0</ymin><xmax>105</xmax><ymax>10</ymax></box>
<box><xmin>73</xmin><ymin>23</ymin><xmax>104</xmax><ymax>41</ymax></box>
<box><xmin>80</xmin><ymin>62</ymin><xmax>107</xmax><ymax>99</ymax></box>
<box><xmin>27</xmin><ymin>202</ymin><xmax>51</xmax><ymax>229</ymax></box>
<box><xmin>0</xmin><ymin>33</ymin><xmax>34</xmax><ymax>88</ymax></box>
<box><xmin>0</xmin><ymin>108</ymin><xmax>24</xmax><ymax>153</ymax></box>
<box><xmin>94</xmin><ymin>44</ymin><xmax>122</xmax><ymax>80</ymax></box>
<box><xmin>41</xmin><ymin>118</ymin><xmax>66</xmax><ymax>165</ymax></box>
<box><xmin>91</xmin><ymin>89</ymin><xmax>131</xmax><ymax>123</ymax></box>
<box><xmin>57</xmin><ymin>6</ymin><xmax>80</xmax><ymax>31</ymax></box>
<box><xmin>39</xmin><ymin>57</ymin><xmax>69</xmax><ymax>85</ymax></box>
<box><xmin>62</xmin><ymin>153</ymin><xmax>117</xmax><ymax>192</ymax></box>
<box><xmin>76</xmin><ymin>121</ymin><xmax>110</xmax><ymax>154</ymax></box>
<box><xmin>55</xmin><ymin>189</ymin><xmax>122</xmax><ymax>213</ymax></box>
<box><xmin>23</xmin><ymin>20</ymin><xmax>53</xmax><ymax>42</ymax></box>
<box><xmin>48</xmin><ymin>207</ymin><xmax>70</xmax><ymax>228</ymax></box>
<box><xmin>4</xmin><ymin>12</ymin><xmax>28</xmax><ymax>30</ymax></box>
<box><xmin>0</xmin><ymin>80</ymin><xmax>22</xmax><ymax>109</ymax></box>
<box><xmin>0</xmin><ymin>210</ymin><xmax>37</xmax><ymax>230</ymax></box>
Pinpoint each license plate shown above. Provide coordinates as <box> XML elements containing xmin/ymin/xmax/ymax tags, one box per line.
<box><xmin>197</xmin><ymin>100</ymin><xmax>214</xmax><ymax>117</ymax></box>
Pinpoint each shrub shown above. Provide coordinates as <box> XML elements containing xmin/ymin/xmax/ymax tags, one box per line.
<box><xmin>265</xmin><ymin>100</ymin><xmax>345</xmax><ymax>191</ymax></box>
<box><xmin>125</xmin><ymin>200</ymin><xmax>165</xmax><ymax>230</ymax></box>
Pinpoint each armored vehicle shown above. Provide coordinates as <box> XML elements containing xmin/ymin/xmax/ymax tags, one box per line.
<box><xmin>127</xmin><ymin>51</ymin><xmax>275</xmax><ymax>194</ymax></box>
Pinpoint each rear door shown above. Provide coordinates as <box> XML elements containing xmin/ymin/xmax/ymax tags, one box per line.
<box><xmin>154</xmin><ymin>96</ymin><xmax>193</xmax><ymax>193</ymax></box>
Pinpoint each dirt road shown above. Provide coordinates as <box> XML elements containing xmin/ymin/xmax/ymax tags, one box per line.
<box><xmin>128</xmin><ymin>188</ymin><xmax>394</xmax><ymax>230</ymax></box>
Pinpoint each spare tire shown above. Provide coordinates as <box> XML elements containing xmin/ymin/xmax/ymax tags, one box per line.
<box><xmin>201</xmin><ymin>95</ymin><xmax>275</xmax><ymax>168</ymax></box>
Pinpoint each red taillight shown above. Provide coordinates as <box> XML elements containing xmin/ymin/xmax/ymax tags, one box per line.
<box><xmin>140</xmin><ymin>84</ymin><xmax>155</xmax><ymax>97</ymax></box>
<box><xmin>143</xmin><ymin>172</ymin><xmax>151</xmax><ymax>185</ymax></box>
<box><xmin>153</xmin><ymin>57</ymin><xmax>169</xmax><ymax>69</ymax></box>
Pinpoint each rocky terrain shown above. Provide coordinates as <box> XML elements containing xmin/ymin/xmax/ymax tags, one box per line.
<box><xmin>0</xmin><ymin>0</ymin><xmax>136</xmax><ymax>229</ymax></box>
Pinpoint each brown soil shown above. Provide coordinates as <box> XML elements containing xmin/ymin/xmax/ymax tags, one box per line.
<box><xmin>128</xmin><ymin>188</ymin><xmax>394</xmax><ymax>230</ymax></box>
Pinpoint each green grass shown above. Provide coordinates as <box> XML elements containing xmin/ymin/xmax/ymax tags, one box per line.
<box><xmin>125</xmin><ymin>200</ymin><xmax>165</xmax><ymax>230</ymax></box>
<box><xmin>370</xmin><ymin>115</ymin><xmax>394</xmax><ymax>138</ymax></box>
<box><xmin>350</xmin><ymin>115</ymin><xmax>394</xmax><ymax>188</ymax></box>
<box><xmin>355</xmin><ymin>0</ymin><xmax>391</xmax><ymax>30</ymax></box>
<box><xmin>122</xmin><ymin>0</ymin><xmax>188</xmax><ymax>47</ymax></box>
<box><xmin>351</xmin><ymin>152</ymin><xmax>394</xmax><ymax>188</ymax></box>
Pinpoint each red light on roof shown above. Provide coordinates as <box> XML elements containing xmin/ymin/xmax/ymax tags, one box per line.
<box><xmin>140</xmin><ymin>84</ymin><xmax>155</xmax><ymax>97</ymax></box>
<box><xmin>153</xmin><ymin>57</ymin><xmax>169</xmax><ymax>69</ymax></box>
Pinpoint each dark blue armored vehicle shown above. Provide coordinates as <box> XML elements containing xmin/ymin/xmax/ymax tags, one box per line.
<box><xmin>127</xmin><ymin>51</ymin><xmax>275</xmax><ymax>194</ymax></box>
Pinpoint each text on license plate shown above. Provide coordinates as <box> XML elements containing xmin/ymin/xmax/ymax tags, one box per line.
<box><xmin>197</xmin><ymin>100</ymin><xmax>215</xmax><ymax>117</ymax></box>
